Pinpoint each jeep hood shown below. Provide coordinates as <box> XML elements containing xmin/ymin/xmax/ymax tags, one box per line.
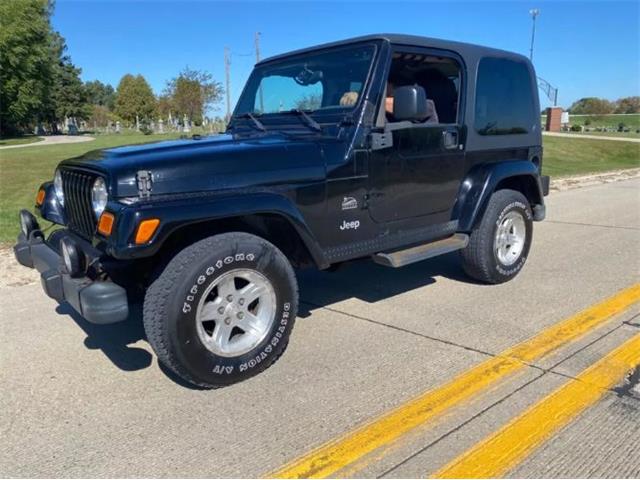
<box><xmin>59</xmin><ymin>133</ymin><xmax>328</xmax><ymax>198</ymax></box>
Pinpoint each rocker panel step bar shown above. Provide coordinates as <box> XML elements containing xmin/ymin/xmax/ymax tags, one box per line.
<box><xmin>372</xmin><ymin>233</ymin><xmax>469</xmax><ymax>268</ymax></box>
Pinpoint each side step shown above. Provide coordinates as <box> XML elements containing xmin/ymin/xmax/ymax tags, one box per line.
<box><xmin>372</xmin><ymin>233</ymin><xmax>469</xmax><ymax>268</ymax></box>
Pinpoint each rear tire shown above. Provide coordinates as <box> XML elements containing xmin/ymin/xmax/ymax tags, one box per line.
<box><xmin>143</xmin><ymin>232</ymin><xmax>298</xmax><ymax>388</ymax></box>
<box><xmin>461</xmin><ymin>189</ymin><xmax>533</xmax><ymax>284</ymax></box>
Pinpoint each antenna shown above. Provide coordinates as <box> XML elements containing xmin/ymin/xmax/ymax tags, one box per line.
<box><xmin>255</xmin><ymin>32</ymin><xmax>264</xmax><ymax>112</ymax></box>
<box><xmin>224</xmin><ymin>46</ymin><xmax>231</xmax><ymax>122</ymax></box>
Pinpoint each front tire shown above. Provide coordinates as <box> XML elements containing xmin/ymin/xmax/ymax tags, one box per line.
<box><xmin>461</xmin><ymin>189</ymin><xmax>533</xmax><ymax>284</ymax></box>
<box><xmin>143</xmin><ymin>232</ymin><xmax>298</xmax><ymax>388</ymax></box>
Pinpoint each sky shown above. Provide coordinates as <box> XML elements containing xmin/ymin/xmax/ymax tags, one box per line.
<box><xmin>52</xmin><ymin>0</ymin><xmax>640</xmax><ymax>115</ymax></box>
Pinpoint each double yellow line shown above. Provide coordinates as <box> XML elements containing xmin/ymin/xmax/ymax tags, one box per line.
<box><xmin>434</xmin><ymin>333</ymin><xmax>640</xmax><ymax>478</ymax></box>
<box><xmin>270</xmin><ymin>284</ymin><xmax>640</xmax><ymax>479</ymax></box>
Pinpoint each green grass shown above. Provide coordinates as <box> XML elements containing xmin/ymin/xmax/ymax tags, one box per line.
<box><xmin>1</xmin><ymin>133</ymin><xmax>639</xmax><ymax>244</ymax></box>
<box><xmin>0</xmin><ymin>135</ymin><xmax>44</xmax><ymax>147</ymax></box>
<box><xmin>0</xmin><ymin>132</ymin><xmax>182</xmax><ymax>244</ymax></box>
<box><xmin>553</xmin><ymin>130</ymin><xmax>640</xmax><ymax>139</ymax></box>
<box><xmin>542</xmin><ymin>135</ymin><xmax>640</xmax><ymax>177</ymax></box>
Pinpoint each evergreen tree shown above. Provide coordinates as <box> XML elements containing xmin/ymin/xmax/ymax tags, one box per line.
<box><xmin>114</xmin><ymin>74</ymin><xmax>157</xmax><ymax>124</ymax></box>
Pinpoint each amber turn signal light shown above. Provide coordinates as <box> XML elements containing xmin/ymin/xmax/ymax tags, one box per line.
<box><xmin>36</xmin><ymin>189</ymin><xmax>45</xmax><ymax>206</ymax></box>
<box><xmin>135</xmin><ymin>218</ymin><xmax>160</xmax><ymax>244</ymax></box>
<box><xmin>97</xmin><ymin>212</ymin><xmax>115</xmax><ymax>236</ymax></box>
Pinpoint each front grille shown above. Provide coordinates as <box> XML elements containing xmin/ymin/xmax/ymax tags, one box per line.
<box><xmin>61</xmin><ymin>169</ymin><xmax>97</xmax><ymax>239</ymax></box>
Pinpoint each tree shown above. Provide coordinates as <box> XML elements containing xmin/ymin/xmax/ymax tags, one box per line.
<box><xmin>85</xmin><ymin>80</ymin><xmax>116</xmax><ymax>110</ymax></box>
<box><xmin>46</xmin><ymin>33</ymin><xmax>90</xmax><ymax>124</ymax></box>
<box><xmin>156</xmin><ymin>94</ymin><xmax>173</xmax><ymax>118</ymax></box>
<box><xmin>614</xmin><ymin>96</ymin><xmax>640</xmax><ymax>114</ymax></box>
<box><xmin>88</xmin><ymin>104</ymin><xmax>116</xmax><ymax>128</ymax></box>
<box><xmin>0</xmin><ymin>0</ymin><xmax>55</xmax><ymax>135</ymax></box>
<box><xmin>0</xmin><ymin>0</ymin><xmax>90</xmax><ymax>135</ymax></box>
<box><xmin>163</xmin><ymin>67</ymin><xmax>223</xmax><ymax>124</ymax></box>
<box><xmin>568</xmin><ymin>97</ymin><xmax>614</xmax><ymax>115</ymax></box>
<box><xmin>114</xmin><ymin>74</ymin><xmax>156</xmax><ymax>124</ymax></box>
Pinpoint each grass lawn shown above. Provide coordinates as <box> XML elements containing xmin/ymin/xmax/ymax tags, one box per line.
<box><xmin>542</xmin><ymin>136</ymin><xmax>640</xmax><ymax>176</ymax></box>
<box><xmin>1</xmin><ymin>132</ymin><xmax>639</xmax><ymax>244</ymax></box>
<box><xmin>0</xmin><ymin>132</ymin><xmax>182</xmax><ymax>244</ymax></box>
<box><xmin>0</xmin><ymin>135</ymin><xmax>44</xmax><ymax>147</ymax></box>
<box><xmin>554</xmin><ymin>130</ymin><xmax>640</xmax><ymax>139</ymax></box>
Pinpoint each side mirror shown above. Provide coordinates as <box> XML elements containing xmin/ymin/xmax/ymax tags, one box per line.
<box><xmin>393</xmin><ymin>85</ymin><xmax>428</xmax><ymax>121</ymax></box>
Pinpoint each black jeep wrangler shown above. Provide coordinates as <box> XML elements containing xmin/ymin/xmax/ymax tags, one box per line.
<box><xmin>14</xmin><ymin>34</ymin><xmax>549</xmax><ymax>388</ymax></box>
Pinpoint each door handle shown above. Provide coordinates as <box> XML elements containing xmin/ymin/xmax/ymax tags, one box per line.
<box><xmin>442</xmin><ymin>130</ymin><xmax>459</xmax><ymax>149</ymax></box>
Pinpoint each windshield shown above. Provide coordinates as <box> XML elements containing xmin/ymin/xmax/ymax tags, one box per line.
<box><xmin>235</xmin><ymin>44</ymin><xmax>376</xmax><ymax>116</ymax></box>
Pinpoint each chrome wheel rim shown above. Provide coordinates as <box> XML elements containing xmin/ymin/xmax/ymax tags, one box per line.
<box><xmin>196</xmin><ymin>269</ymin><xmax>276</xmax><ymax>357</ymax></box>
<box><xmin>494</xmin><ymin>211</ymin><xmax>526</xmax><ymax>266</ymax></box>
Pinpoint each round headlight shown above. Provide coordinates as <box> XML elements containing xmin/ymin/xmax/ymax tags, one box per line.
<box><xmin>54</xmin><ymin>169</ymin><xmax>64</xmax><ymax>206</ymax></box>
<box><xmin>91</xmin><ymin>177</ymin><xmax>108</xmax><ymax>217</ymax></box>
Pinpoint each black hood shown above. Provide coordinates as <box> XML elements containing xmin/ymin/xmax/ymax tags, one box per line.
<box><xmin>60</xmin><ymin>133</ymin><xmax>329</xmax><ymax>198</ymax></box>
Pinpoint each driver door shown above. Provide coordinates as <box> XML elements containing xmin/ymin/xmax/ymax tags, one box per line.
<box><xmin>367</xmin><ymin>47</ymin><xmax>466</xmax><ymax>225</ymax></box>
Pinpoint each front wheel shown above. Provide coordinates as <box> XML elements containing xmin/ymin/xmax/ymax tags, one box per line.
<box><xmin>461</xmin><ymin>189</ymin><xmax>533</xmax><ymax>284</ymax></box>
<box><xmin>143</xmin><ymin>232</ymin><xmax>298</xmax><ymax>388</ymax></box>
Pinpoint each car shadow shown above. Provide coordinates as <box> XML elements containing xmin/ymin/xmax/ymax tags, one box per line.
<box><xmin>297</xmin><ymin>251</ymin><xmax>474</xmax><ymax>317</ymax></box>
<box><xmin>55</xmin><ymin>302</ymin><xmax>152</xmax><ymax>372</ymax></box>
<box><xmin>54</xmin><ymin>251</ymin><xmax>475</xmax><ymax>387</ymax></box>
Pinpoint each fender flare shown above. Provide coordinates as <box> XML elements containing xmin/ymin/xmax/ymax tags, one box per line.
<box><xmin>108</xmin><ymin>191</ymin><xmax>328</xmax><ymax>267</ymax></box>
<box><xmin>452</xmin><ymin>160</ymin><xmax>544</xmax><ymax>232</ymax></box>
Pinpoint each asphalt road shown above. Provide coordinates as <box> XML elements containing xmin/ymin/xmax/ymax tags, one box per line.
<box><xmin>1</xmin><ymin>178</ymin><xmax>639</xmax><ymax>478</ymax></box>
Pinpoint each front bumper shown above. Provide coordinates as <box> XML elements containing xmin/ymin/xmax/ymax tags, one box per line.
<box><xmin>13</xmin><ymin>230</ymin><xmax>129</xmax><ymax>324</ymax></box>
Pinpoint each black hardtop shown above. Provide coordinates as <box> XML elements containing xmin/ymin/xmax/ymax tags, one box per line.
<box><xmin>260</xmin><ymin>34</ymin><xmax>541</xmax><ymax>152</ymax></box>
<box><xmin>258</xmin><ymin>33</ymin><xmax>530</xmax><ymax>65</ymax></box>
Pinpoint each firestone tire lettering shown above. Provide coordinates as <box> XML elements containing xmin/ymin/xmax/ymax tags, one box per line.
<box><xmin>143</xmin><ymin>232</ymin><xmax>298</xmax><ymax>389</ymax></box>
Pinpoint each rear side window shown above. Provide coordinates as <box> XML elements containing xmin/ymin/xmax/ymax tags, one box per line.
<box><xmin>474</xmin><ymin>57</ymin><xmax>535</xmax><ymax>135</ymax></box>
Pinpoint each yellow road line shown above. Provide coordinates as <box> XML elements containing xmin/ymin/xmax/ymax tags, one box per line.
<box><xmin>269</xmin><ymin>284</ymin><xmax>640</xmax><ymax>479</ymax></box>
<box><xmin>433</xmin><ymin>333</ymin><xmax>640</xmax><ymax>479</ymax></box>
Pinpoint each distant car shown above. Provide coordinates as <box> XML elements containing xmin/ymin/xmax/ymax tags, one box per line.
<box><xmin>15</xmin><ymin>34</ymin><xmax>549</xmax><ymax>388</ymax></box>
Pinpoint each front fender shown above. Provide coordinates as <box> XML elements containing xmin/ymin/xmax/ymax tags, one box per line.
<box><xmin>105</xmin><ymin>191</ymin><xmax>327</xmax><ymax>267</ymax></box>
<box><xmin>452</xmin><ymin>161</ymin><xmax>544</xmax><ymax>232</ymax></box>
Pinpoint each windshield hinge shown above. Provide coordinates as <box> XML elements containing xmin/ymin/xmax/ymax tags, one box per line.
<box><xmin>136</xmin><ymin>170</ymin><xmax>153</xmax><ymax>198</ymax></box>
<box><xmin>370</xmin><ymin>131</ymin><xmax>393</xmax><ymax>151</ymax></box>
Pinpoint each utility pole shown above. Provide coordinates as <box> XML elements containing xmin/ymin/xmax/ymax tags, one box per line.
<box><xmin>224</xmin><ymin>46</ymin><xmax>231</xmax><ymax>122</ymax></box>
<box><xmin>529</xmin><ymin>8</ymin><xmax>540</xmax><ymax>61</ymax></box>
<box><xmin>254</xmin><ymin>31</ymin><xmax>264</xmax><ymax>113</ymax></box>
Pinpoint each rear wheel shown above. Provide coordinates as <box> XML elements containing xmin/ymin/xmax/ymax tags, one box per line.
<box><xmin>143</xmin><ymin>232</ymin><xmax>298</xmax><ymax>388</ymax></box>
<box><xmin>461</xmin><ymin>189</ymin><xmax>533</xmax><ymax>284</ymax></box>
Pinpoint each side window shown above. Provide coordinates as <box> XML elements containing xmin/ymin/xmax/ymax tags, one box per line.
<box><xmin>474</xmin><ymin>57</ymin><xmax>535</xmax><ymax>135</ymax></box>
<box><xmin>255</xmin><ymin>75</ymin><xmax>323</xmax><ymax>113</ymax></box>
<box><xmin>382</xmin><ymin>51</ymin><xmax>462</xmax><ymax>126</ymax></box>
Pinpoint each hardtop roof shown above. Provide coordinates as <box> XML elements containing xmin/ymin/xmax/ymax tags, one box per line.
<box><xmin>257</xmin><ymin>33</ymin><xmax>530</xmax><ymax>65</ymax></box>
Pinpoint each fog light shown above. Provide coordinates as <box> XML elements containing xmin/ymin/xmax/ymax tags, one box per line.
<box><xmin>60</xmin><ymin>237</ymin><xmax>86</xmax><ymax>278</ymax></box>
<box><xmin>19</xmin><ymin>209</ymin><xmax>39</xmax><ymax>237</ymax></box>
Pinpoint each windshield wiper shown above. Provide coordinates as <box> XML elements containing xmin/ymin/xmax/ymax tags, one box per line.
<box><xmin>284</xmin><ymin>109</ymin><xmax>322</xmax><ymax>132</ymax></box>
<box><xmin>233</xmin><ymin>112</ymin><xmax>266</xmax><ymax>132</ymax></box>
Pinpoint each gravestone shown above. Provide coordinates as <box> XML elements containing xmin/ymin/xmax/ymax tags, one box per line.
<box><xmin>183</xmin><ymin>114</ymin><xmax>191</xmax><ymax>133</ymax></box>
<box><xmin>158</xmin><ymin>118</ymin><xmax>164</xmax><ymax>133</ymax></box>
<box><xmin>115</xmin><ymin>121</ymin><xmax>121</xmax><ymax>133</ymax></box>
